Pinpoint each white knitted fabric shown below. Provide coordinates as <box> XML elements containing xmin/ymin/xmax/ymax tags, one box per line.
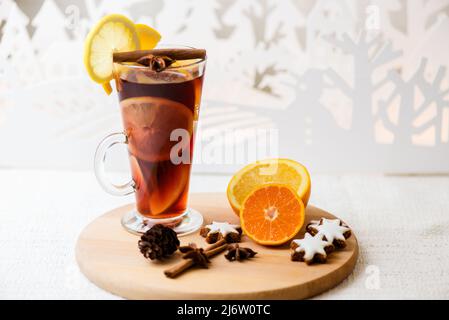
<box><xmin>0</xmin><ymin>170</ymin><xmax>448</xmax><ymax>299</ymax></box>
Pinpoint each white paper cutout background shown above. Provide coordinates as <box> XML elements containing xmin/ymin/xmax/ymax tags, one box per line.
<box><xmin>0</xmin><ymin>0</ymin><xmax>448</xmax><ymax>173</ymax></box>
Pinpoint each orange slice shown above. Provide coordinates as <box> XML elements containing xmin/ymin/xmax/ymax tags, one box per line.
<box><xmin>120</xmin><ymin>96</ymin><xmax>193</xmax><ymax>162</ymax></box>
<box><xmin>129</xmin><ymin>154</ymin><xmax>189</xmax><ymax>217</ymax></box>
<box><xmin>227</xmin><ymin>159</ymin><xmax>311</xmax><ymax>215</ymax></box>
<box><xmin>240</xmin><ymin>184</ymin><xmax>305</xmax><ymax>246</ymax></box>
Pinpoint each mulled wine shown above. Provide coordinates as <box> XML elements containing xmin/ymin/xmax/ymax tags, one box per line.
<box><xmin>116</xmin><ymin>66</ymin><xmax>204</xmax><ymax>219</ymax></box>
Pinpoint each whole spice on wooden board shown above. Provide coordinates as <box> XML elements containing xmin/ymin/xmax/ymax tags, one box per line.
<box><xmin>225</xmin><ymin>244</ymin><xmax>257</xmax><ymax>262</ymax></box>
<box><xmin>164</xmin><ymin>240</ymin><xmax>227</xmax><ymax>278</ymax></box>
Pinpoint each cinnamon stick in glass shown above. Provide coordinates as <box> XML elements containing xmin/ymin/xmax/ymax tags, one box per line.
<box><xmin>113</xmin><ymin>48</ymin><xmax>206</xmax><ymax>63</ymax></box>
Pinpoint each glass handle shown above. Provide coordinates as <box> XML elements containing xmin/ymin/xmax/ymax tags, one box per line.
<box><xmin>94</xmin><ymin>132</ymin><xmax>135</xmax><ymax>196</ymax></box>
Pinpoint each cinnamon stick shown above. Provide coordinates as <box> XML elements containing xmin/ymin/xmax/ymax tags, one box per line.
<box><xmin>113</xmin><ymin>48</ymin><xmax>206</xmax><ymax>63</ymax></box>
<box><xmin>205</xmin><ymin>239</ymin><xmax>227</xmax><ymax>251</ymax></box>
<box><xmin>164</xmin><ymin>259</ymin><xmax>193</xmax><ymax>279</ymax></box>
<box><xmin>204</xmin><ymin>243</ymin><xmax>228</xmax><ymax>258</ymax></box>
<box><xmin>164</xmin><ymin>243</ymin><xmax>228</xmax><ymax>279</ymax></box>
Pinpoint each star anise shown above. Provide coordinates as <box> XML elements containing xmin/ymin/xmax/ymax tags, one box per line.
<box><xmin>225</xmin><ymin>244</ymin><xmax>257</xmax><ymax>262</ymax></box>
<box><xmin>136</xmin><ymin>54</ymin><xmax>174</xmax><ymax>72</ymax></box>
<box><xmin>180</xmin><ymin>243</ymin><xmax>210</xmax><ymax>268</ymax></box>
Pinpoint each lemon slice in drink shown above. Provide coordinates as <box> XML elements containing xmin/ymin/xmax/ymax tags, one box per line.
<box><xmin>84</xmin><ymin>14</ymin><xmax>140</xmax><ymax>84</ymax></box>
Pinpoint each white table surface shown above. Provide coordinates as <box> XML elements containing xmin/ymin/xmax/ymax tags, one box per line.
<box><xmin>0</xmin><ymin>169</ymin><xmax>448</xmax><ymax>299</ymax></box>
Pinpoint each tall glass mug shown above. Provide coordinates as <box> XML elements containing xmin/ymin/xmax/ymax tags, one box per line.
<box><xmin>94</xmin><ymin>47</ymin><xmax>206</xmax><ymax>235</ymax></box>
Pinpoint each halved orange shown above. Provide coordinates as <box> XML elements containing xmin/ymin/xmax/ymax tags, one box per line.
<box><xmin>227</xmin><ymin>159</ymin><xmax>311</xmax><ymax>215</ymax></box>
<box><xmin>240</xmin><ymin>184</ymin><xmax>305</xmax><ymax>246</ymax></box>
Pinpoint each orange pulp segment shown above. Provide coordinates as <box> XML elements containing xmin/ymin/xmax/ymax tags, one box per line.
<box><xmin>240</xmin><ymin>184</ymin><xmax>305</xmax><ymax>246</ymax></box>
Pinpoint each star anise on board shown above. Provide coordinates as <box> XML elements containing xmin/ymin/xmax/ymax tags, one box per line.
<box><xmin>225</xmin><ymin>244</ymin><xmax>257</xmax><ymax>262</ymax></box>
<box><xmin>180</xmin><ymin>243</ymin><xmax>210</xmax><ymax>268</ymax></box>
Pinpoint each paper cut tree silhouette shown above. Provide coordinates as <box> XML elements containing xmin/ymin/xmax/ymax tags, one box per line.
<box><xmin>280</xmin><ymin>69</ymin><xmax>338</xmax><ymax>148</ymax></box>
<box><xmin>31</xmin><ymin>0</ymin><xmax>68</xmax><ymax>54</ymax></box>
<box><xmin>0</xmin><ymin>0</ymin><xmax>14</xmax><ymax>24</ymax></box>
<box><xmin>383</xmin><ymin>0</ymin><xmax>449</xmax><ymax>87</ymax></box>
<box><xmin>240</xmin><ymin>0</ymin><xmax>288</xmax><ymax>96</ymax></box>
<box><xmin>243</xmin><ymin>0</ymin><xmax>285</xmax><ymax>49</ymax></box>
<box><xmin>162</xmin><ymin>0</ymin><xmax>215</xmax><ymax>45</ymax></box>
<box><xmin>388</xmin><ymin>0</ymin><xmax>449</xmax><ymax>46</ymax></box>
<box><xmin>324</xmin><ymin>32</ymin><xmax>402</xmax><ymax>143</ymax></box>
<box><xmin>0</xmin><ymin>2</ymin><xmax>38</xmax><ymax>85</ymax></box>
<box><xmin>214</xmin><ymin>0</ymin><xmax>237</xmax><ymax>39</ymax></box>
<box><xmin>378</xmin><ymin>58</ymin><xmax>449</xmax><ymax>146</ymax></box>
<box><xmin>289</xmin><ymin>0</ymin><xmax>316</xmax><ymax>49</ymax></box>
<box><xmin>127</xmin><ymin>0</ymin><xmax>164</xmax><ymax>27</ymax></box>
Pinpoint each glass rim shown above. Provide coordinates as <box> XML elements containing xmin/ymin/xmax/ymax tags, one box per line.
<box><xmin>113</xmin><ymin>44</ymin><xmax>207</xmax><ymax>71</ymax></box>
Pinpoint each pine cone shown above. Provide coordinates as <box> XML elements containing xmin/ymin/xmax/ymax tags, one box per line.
<box><xmin>138</xmin><ymin>224</ymin><xmax>180</xmax><ymax>260</ymax></box>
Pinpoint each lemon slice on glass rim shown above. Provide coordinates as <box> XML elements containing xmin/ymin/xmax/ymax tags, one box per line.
<box><xmin>84</xmin><ymin>14</ymin><xmax>140</xmax><ymax>86</ymax></box>
<box><xmin>84</xmin><ymin>14</ymin><xmax>162</xmax><ymax>94</ymax></box>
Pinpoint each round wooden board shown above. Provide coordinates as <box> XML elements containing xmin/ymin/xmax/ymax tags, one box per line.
<box><xmin>76</xmin><ymin>193</ymin><xmax>358</xmax><ymax>300</ymax></box>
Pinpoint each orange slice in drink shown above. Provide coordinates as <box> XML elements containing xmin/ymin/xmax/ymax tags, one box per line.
<box><xmin>227</xmin><ymin>159</ymin><xmax>311</xmax><ymax>215</ymax></box>
<box><xmin>129</xmin><ymin>154</ymin><xmax>190</xmax><ymax>217</ymax></box>
<box><xmin>148</xmin><ymin>161</ymin><xmax>190</xmax><ymax>216</ymax></box>
<box><xmin>240</xmin><ymin>184</ymin><xmax>305</xmax><ymax>246</ymax></box>
<box><xmin>121</xmin><ymin>96</ymin><xmax>193</xmax><ymax>162</ymax></box>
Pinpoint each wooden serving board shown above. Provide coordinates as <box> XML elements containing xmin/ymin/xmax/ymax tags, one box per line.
<box><xmin>76</xmin><ymin>193</ymin><xmax>358</xmax><ymax>299</ymax></box>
